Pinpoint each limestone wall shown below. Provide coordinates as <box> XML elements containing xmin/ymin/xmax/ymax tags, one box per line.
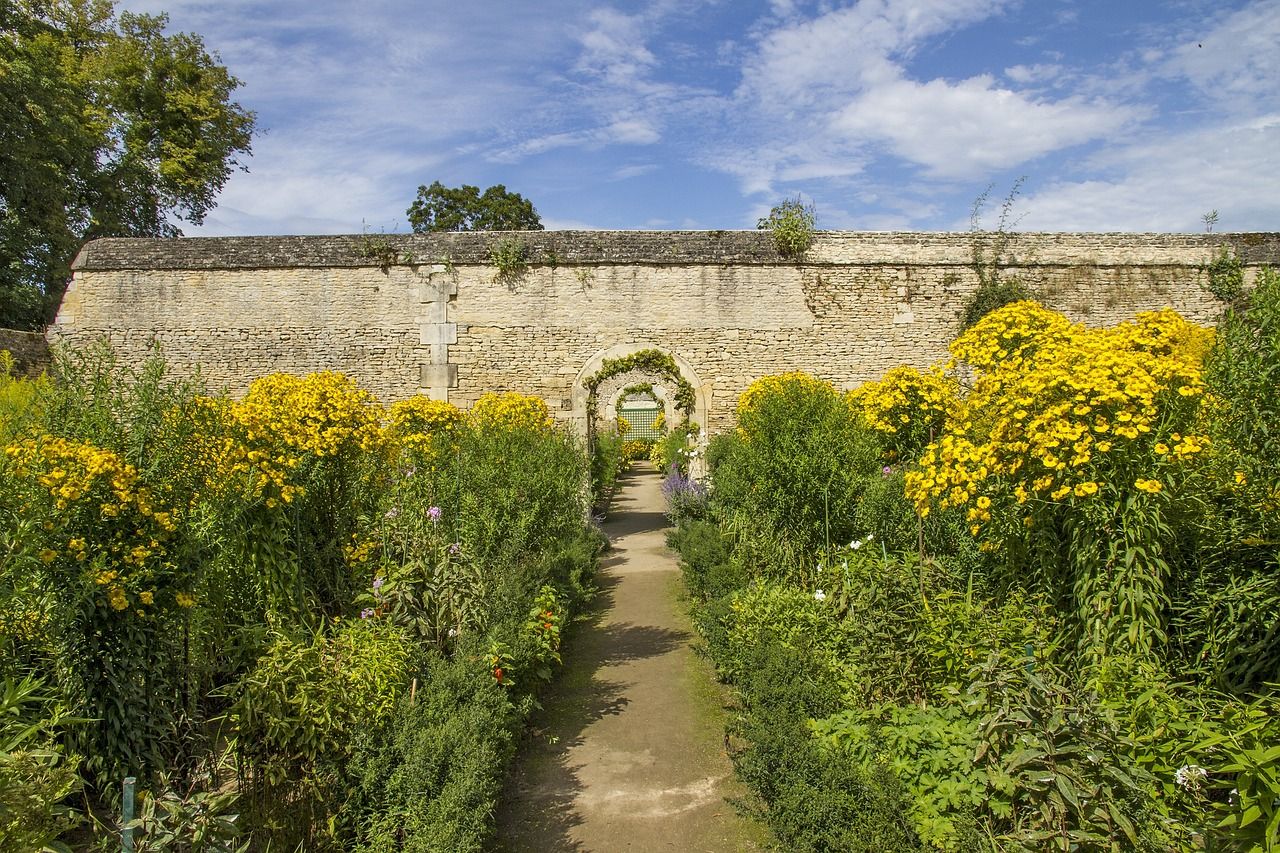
<box><xmin>53</xmin><ymin>231</ymin><xmax>1280</xmax><ymax>434</ymax></box>
<box><xmin>0</xmin><ymin>329</ymin><xmax>51</xmax><ymax>378</ymax></box>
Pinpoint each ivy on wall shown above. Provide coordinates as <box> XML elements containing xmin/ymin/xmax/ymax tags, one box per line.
<box><xmin>584</xmin><ymin>349</ymin><xmax>696</xmax><ymax>429</ymax></box>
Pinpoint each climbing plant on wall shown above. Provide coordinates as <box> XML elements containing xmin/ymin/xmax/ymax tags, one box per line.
<box><xmin>583</xmin><ymin>349</ymin><xmax>696</xmax><ymax>430</ymax></box>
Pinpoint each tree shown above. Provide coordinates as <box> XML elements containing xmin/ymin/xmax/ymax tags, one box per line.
<box><xmin>0</xmin><ymin>0</ymin><xmax>255</xmax><ymax>329</ymax></box>
<box><xmin>406</xmin><ymin>181</ymin><xmax>543</xmax><ymax>233</ymax></box>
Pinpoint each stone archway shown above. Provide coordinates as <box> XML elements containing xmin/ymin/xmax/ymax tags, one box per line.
<box><xmin>570</xmin><ymin>344</ymin><xmax>711</xmax><ymax>442</ymax></box>
<box><xmin>598</xmin><ymin>371</ymin><xmax>677</xmax><ymax>430</ymax></box>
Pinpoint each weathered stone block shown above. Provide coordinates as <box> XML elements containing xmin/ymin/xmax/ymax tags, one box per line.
<box><xmin>420</xmin><ymin>363</ymin><xmax>458</xmax><ymax>388</ymax></box>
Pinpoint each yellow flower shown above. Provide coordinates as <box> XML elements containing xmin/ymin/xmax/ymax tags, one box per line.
<box><xmin>1235</xmin><ymin>470</ymin><xmax>1248</xmax><ymax>486</ymax></box>
<box><xmin>470</xmin><ymin>391</ymin><xmax>556</xmax><ymax>432</ymax></box>
<box><xmin>39</xmin><ymin>548</ymin><xmax>57</xmax><ymax>564</ymax></box>
<box><xmin>139</xmin><ymin>591</ymin><xmax>154</xmax><ymax>605</ymax></box>
<box><xmin>175</xmin><ymin>592</ymin><xmax>196</xmax><ymax>608</ymax></box>
<box><xmin>1135</xmin><ymin>478</ymin><xmax>1164</xmax><ymax>494</ymax></box>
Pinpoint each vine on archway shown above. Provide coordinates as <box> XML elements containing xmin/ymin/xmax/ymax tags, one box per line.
<box><xmin>583</xmin><ymin>349</ymin><xmax>696</xmax><ymax>421</ymax></box>
<box><xmin>620</xmin><ymin>382</ymin><xmax>656</xmax><ymax>399</ymax></box>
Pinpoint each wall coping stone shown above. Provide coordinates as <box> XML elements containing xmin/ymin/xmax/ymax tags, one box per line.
<box><xmin>69</xmin><ymin>231</ymin><xmax>1280</xmax><ymax>272</ymax></box>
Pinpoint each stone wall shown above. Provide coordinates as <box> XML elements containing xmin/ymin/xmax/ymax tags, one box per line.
<box><xmin>0</xmin><ymin>329</ymin><xmax>51</xmax><ymax>378</ymax></box>
<box><xmin>53</xmin><ymin>231</ymin><xmax>1280</xmax><ymax>434</ymax></box>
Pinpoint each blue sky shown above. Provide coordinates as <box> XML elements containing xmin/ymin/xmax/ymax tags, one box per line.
<box><xmin>119</xmin><ymin>0</ymin><xmax>1280</xmax><ymax>234</ymax></box>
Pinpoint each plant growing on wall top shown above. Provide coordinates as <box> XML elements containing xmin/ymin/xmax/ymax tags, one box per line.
<box><xmin>961</xmin><ymin>177</ymin><xmax>1034</xmax><ymax>330</ymax></box>
<box><xmin>584</xmin><ymin>349</ymin><xmax>696</xmax><ymax>423</ymax></box>
<box><xmin>489</xmin><ymin>237</ymin><xmax>529</xmax><ymax>286</ymax></box>
<box><xmin>757</xmin><ymin>196</ymin><xmax>817</xmax><ymax>259</ymax></box>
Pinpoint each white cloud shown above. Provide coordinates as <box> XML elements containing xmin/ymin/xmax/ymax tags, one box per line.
<box><xmin>575</xmin><ymin>8</ymin><xmax>658</xmax><ymax>85</ymax></box>
<box><xmin>1004</xmin><ymin>64</ymin><xmax>1065</xmax><ymax>85</ymax></box>
<box><xmin>833</xmin><ymin>76</ymin><xmax>1135</xmax><ymax>178</ymax></box>
<box><xmin>738</xmin><ymin>0</ymin><xmax>1017</xmax><ymax>110</ymax></box>
<box><xmin>612</xmin><ymin>164</ymin><xmax>660</xmax><ymax>181</ymax></box>
<box><xmin>717</xmin><ymin>0</ymin><xmax>1128</xmax><ymax>194</ymax></box>
<box><xmin>1019</xmin><ymin>114</ymin><xmax>1280</xmax><ymax>232</ymax></box>
<box><xmin>1164</xmin><ymin>0</ymin><xmax>1280</xmax><ymax>106</ymax></box>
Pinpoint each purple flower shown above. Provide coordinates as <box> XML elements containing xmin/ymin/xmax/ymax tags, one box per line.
<box><xmin>449</xmin><ymin>542</ymin><xmax>462</xmax><ymax>556</ymax></box>
<box><xmin>360</xmin><ymin>607</ymin><xmax>375</xmax><ymax>619</ymax></box>
<box><xmin>372</xmin><ymin>576</ymin><xmax>385</xmax><ymax>592</ymax></box>
<box><xmin>428</xmin><ymin>505</ymin><xmax>442</xmax><ymax>522</ymax></box>
<box><xmin>882</xmin><ymin>466</ymin><xmax>893</xmax><ymax>476</ymax></box>
<box><xmin>384</xmin><ymin>506</ymin><xmax>400</xmax><ymax>520</ymax></box>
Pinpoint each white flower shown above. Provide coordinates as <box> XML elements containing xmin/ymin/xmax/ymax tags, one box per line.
<box><xmin>814</xmin><ymin>589</ymin><xmax>826</xmax><ymax>602</ymax></box>
<box><xmin>1175</xmin><ymin>764</ymin><xmax>1207</xmax><ymax>791</ymax></box>
<box><xmin>816</xmin><ymin>562</ymin><xmax>824</xmax><ymax>573</ymax></box>
<box><xmin>851</xmin><ymin>539</ymin><xmax>863</xmax><ymax>550</ymax></box>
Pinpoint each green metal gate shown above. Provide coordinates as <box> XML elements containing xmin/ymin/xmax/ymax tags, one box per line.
<box><xmin>620</xmin><ymin>403</ymin><xmax>663</xmax><ymax>440</ymax></box>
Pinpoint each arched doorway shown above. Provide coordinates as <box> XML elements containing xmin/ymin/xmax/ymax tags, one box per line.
<box><xmin>571</xmin><ymin>344</ymin><xmax>711</xmax><ymax>474</ymax></box>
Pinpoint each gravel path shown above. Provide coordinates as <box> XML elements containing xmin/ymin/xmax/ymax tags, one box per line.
<box><xmin>493</xmin><ymin>463</ymin><xmax>769</xmax><ymax>852</ymax></box>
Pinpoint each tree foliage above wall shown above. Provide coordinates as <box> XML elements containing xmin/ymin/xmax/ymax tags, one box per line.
<box><xmin>406</xmin><ymin>181</ymin><xmax>543</xmax><ymax>233</ymax></box>
<box><xmin>0</xmin><ymin>0</ymin><xmax>256</xmax><ymax>329</ymax></box>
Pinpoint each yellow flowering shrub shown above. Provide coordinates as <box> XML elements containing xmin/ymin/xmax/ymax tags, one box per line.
<box><xmin>387</xmin><ymin>396</ymin><xmax>462</xmax><ymax>438</ymax></box>
<box><xmin>738</xmin><ymin>371</ymin><xmax>828</xmax><ymax>419</ymax></box>
<box><xmin>196</xmin><ymin>372</ymin><xmax>384</xmax><ymax>508</ymax></box>
<box><xmin>470</xmin><ymin>391</ymin><xmax>555</xmax><ymax>432</ymax></box>
<box><xmin>947</xmin><ymin>299</ymin><xmax>1076</xmax><ymax>375</ymax></box>
<box><xmin>0</xmin><ymin>351</ymin><xmax>48</xmax><ymax>443</ymax></box>
<box><xmin>907</xmin><ymin>304</ymin><xmax>1212</xmax><ymax>539</ymax></box>
<box><xmin>848</xmin><ymin>366</ymin><xmax>959</xmax><ymax>460</ymax></box>
<box><xmin>385</xmin><ymin>395</ymin><xmax>463</xmax><ymax>457</ymax></box>
<box><xmin>236</xmin><ymin>371</ymin><xmax>383</xmax><ymax>457</ymax></box>
<box><xmin>4</xmin><ymin>435</ymin><xmax>178</xmax><ymax>614</ymax></box>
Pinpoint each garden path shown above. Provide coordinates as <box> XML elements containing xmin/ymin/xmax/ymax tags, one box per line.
<box><xmin>493</xmin><ymin>463</ymin><xmax>769</xmax><ymax>852</ymax></box>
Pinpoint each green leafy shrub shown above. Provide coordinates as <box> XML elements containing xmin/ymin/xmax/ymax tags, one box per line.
<box><xmin>122</xmin><ymin>773</ymin><xmax>248</xmax><ymax>853</ymax></box>
<box><xmin>590</xmin><ymin>432</ymin><xmax>624</xmax><ymax>507</ymax></box>
<box><xmin>1203</xmin><ymin>246</ymin><xmax>1245</xmax><ymax>303</ymax></box>
<box><xmin>812</xmin><ymin>702</ymin><xmax>986</xmax><ymax>848</ymax></box>
<box><xmin>231</xmin><ymin>619</ymin><xmax>411</xmax><ymax>848</ymax></box>
<box><xmin>713</xmin><ymin>373</ymin><xmax>881</xmax><ymax>567</ymax></box>
<box><xmin>757</xmin><ymin>196</ymin><xmax>817</xmax><ymax>259</ymax></box>
<box><xmin>667</xmin><ymin>520</ymin><xmax>739</xmax><ymax>601</ymax></box>
<box><xmin>976</xmin><ymin>671</ymin><xmax>1168</xmax><ymax>851</ymax></box>
<box><xmin>0</xmin><ymin>676</ymin><xmax>83</xmax><ymax>853</ymax></box>
<box><xmin>730</xmin><ymin>639</ymin><xmax>923</xmax><ymax>852</ymax></box>
<box><xmin>349</xmin><ymin>652</ymin><xmax>520</xmax><ymax>853</ymax></box>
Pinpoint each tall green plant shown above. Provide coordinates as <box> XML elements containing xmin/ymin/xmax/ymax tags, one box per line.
<box><xmin>757</xmin><ymin>196</ymin><xmax>817</xmax><ymax>259</ymax></box>
<box><xmin>961</xmin><ymin>178</ymin><xmax>1033</xmax><ymax>330</ymax></box>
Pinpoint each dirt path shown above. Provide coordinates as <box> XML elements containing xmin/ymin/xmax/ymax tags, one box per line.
<box><xmin>493</xmin><ymin>463</ymin><xmax>769</xmax><ymax>852</ymax></box>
